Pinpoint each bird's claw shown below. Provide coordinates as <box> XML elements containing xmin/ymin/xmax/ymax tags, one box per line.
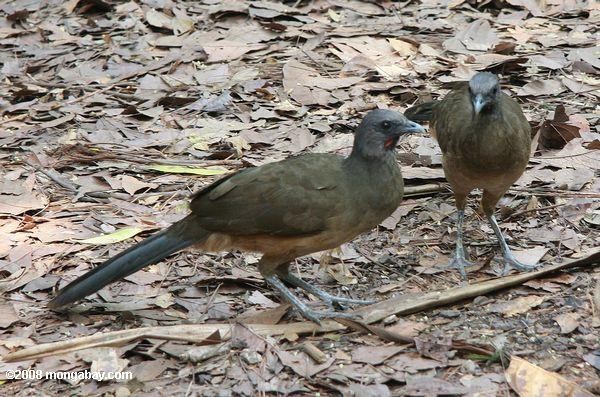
<box><xmin>446</xmin><ymin>247</ymin><xmax>476</xmax><ymax>281</ymax></box>
<box><xmin>500</xmin><ymin>253</ymin><xmax>542</xmax><ymax>275</ymax></box>
<box><xmin>322</xmin><ymin>295</ymin><xmax>375</xmax><ymax>310</ymax></box>
<box><xmin>295</xmin><ymin>307</ymin><xmax>363</xmax><ymax>326</ymax></box>
<box><xmin>279</xmin><ymin>272</ymin><xmax>374</xmax><ymax>311</ymax></box>
<box><xmin>265</xmin><ymin>274</ymin><xmax>371</xmax><ymax>325</ymax></box>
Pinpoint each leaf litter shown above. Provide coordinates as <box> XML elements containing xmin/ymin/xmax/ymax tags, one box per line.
<box><xmin>0</xmin><ymin>0</ymin><xmax>599</xmax><ymax>395</ymax></box>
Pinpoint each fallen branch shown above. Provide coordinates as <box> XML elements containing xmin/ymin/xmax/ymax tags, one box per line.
<box><xmin>3</xmin><ymin>248</ymin><xmax>598</xmax><ymax>363</ymax></box>
<box><xmin>1</xmin><ymin>322</ymin><xmax>345</xmax><ymax>363</ymax></box>
<box><xmin>403</xmin><ymin>183</ymin><xmax>447</xmax><ymax>197</ymax></box>
<box><xmin>509</xmin><ymin>187</ymin><xmax>600</xmax><ymax>199</ymax></box>
<box><xmin>356</xmin><ymin>248</ymin><xmax>600</xmax><ymax>324</ymax></box>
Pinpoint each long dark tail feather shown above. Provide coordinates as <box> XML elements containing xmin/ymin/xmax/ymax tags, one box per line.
<box><xmin>48</xmin><ymin>215</ymin><xmax>207</xmax><ymax>309</ymax></box>
<box><xmin>404</xmin><ymin>101</ymin><xmax>436</xmax><ymax>122</ymax></box>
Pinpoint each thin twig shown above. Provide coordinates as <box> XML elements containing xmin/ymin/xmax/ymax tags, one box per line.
<box><xmin>504</xmin><ymin>203</ymin><xmax>565</xmax><ymax>221</ymax></box>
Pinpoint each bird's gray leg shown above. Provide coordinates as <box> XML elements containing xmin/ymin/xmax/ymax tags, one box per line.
<box><xmin>448</xmin><ymin>209</ymin><xmax>476</xmax><ymax>280</ymax></box>
<box><xmin>487</xmin><ymin>214</ymin><xmax>540</xmax><ymax>274</ymax></box>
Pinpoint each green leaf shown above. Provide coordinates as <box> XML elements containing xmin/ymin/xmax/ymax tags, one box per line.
<box><xmin>147</xmin><ymin>164</ymin><xmax>228</xmax><ymax>176</ymax></box>
<box><xmin>79</xmin><ymin>227</ymin><xmax>143</xmax><ymax>245</ymax></box>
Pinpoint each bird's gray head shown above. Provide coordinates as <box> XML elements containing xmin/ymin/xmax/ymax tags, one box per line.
<box><xmin>468</xmin><ymin>72</ymin><xmax>501</xmax><ymax>115</ymax></box>
<box><xmin>352</xmin><ymin>109</ymin><xmax>424</xmax><ymax>160</ymax></box>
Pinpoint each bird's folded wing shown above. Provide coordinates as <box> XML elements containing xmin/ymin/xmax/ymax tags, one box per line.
<box><xmin>431</xmin><ymin>86</ymin><xmax>472</xmax><ymax>153</ymax></box>
<box><xmin>190</xmin><ymin>154</ymin><xmax>344</xmax><ymax>236</ymax></box>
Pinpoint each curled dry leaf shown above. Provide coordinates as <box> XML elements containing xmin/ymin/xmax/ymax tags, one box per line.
<box><xmin>488</xmin><ymin>295</ymin><xmax>545</xmax><ymax>317</ymax></box>
<box><xmin>506</xmin><ymin>356</ymin><xmax>595</xmax><ymax>397</ymax></box>
<box><xmin>538</xmin><ymin>105</ymin><xmax>581</xmax><ymax>149</ymax></box>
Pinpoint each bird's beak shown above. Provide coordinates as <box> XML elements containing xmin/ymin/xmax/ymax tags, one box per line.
<box><xmin>473</xmin><ymin>95</ymin><xmax>485</xmax><ymax>114</ymax></box>
<box><xmin>386</xmin><ymin>120</ymin><xmax>424</xmax><ymax>149</ymax></box>
<box><xmin>400</xmin><ymin>120</ymin><xmax>425</xmax><ymax>135</ymax></box>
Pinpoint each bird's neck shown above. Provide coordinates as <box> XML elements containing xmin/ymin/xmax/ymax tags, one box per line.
<box><xmin>344</xmin><ymin>146</ymin><xmax>397</xmax><ymax>172</ymax></box>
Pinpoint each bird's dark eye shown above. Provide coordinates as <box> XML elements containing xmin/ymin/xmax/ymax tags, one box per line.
<box><xmin>382</xmin><ymin>121</ymin><xmax>391</xmax><ymax>129</ymax></box>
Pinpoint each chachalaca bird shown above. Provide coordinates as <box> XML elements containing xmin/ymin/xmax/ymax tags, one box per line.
<box><xmin>405</xmin><ymin>72</ymin><xmax>537</xmax><ymax>279</ymax></box>
<box><xmin>48</xmin><ymin>109</ymin><xmax>424</xmax><ymax>323</ymax></box>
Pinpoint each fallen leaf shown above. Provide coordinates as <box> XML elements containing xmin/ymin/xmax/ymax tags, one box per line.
<box><xmin>351</xmin><ymin>345</ymin><xmax>404</xmax><ymax>365</ymax></box>
<box><xmin>79</xmin><ymin>227</ymin><xmax>143</xmax><ymax>245</ymax></box>
<box><xmin>583</xmin><ymin>351</ymin><xmax>600</xmax><ymax>371</ymax></box>
<box><xmin>247</xmin><ymin>290</ymin><xmax>279</xmax><ymax>308</ymax></box>
<box><xmin>348</xmin><ymin>383</ymin><xmax>391</xmax><ymax>397</ymax></box>
<box><xmin>554</xmin><ymin>168</ymin><xmax>594</xmax><ymax>190</ymax></box>
<box><xmin>443</xmin><ymin>19</ymin><xmax>498</xmax><ymax>54</ymax></box>
<box><xmin>511</xmin><ymin>246</ymin><xmax>549</xmax><ymax>265</ymax></box>
<box><xmin>0</xmin><ymin>192</ymin><xmax>48</xmax><ymax>215</ymax></box>
<box><xmin>276</xmin><ymin>349</ymin><xmax>334</xmax><ymax>377</ymax></box>
<box><xmin>515</xmin><ymin>79</ymin><xmax>565</xmax><ymax>96</ymax></box>
<box><xmin>388</xmin><ymin>38</ymin><xmax>417</xmax><ymax>57</ymax></box>
<box><xmin>154</xmin><ymin>293</ymin><xmax>175</xmax><ymax>309</ymax></box>
<box><xmin>146</xmin><ymin>9</ymin><xmax>172</xmax><ymax>29</ymax></box>
<box><xmin>283</xmin><ymin>60</ymin><xmax>362</xmax><ymax>106</ymax></box>
<box><xmin>326</xmin><ymin>262</ymin><xmax>357</xmax><ymax>285</ymax></box>
<box><xmin>0</xmin><ymin>303</ymin><xmax>20</xmax><ymax>328</ymax></box>
<box><xmin>400</xmin><ymin>376</ymin><xmax>468</xmax><ymax>395</ymax></box>
<box><xmin>539</xmin><ymin>105</ymin><xmax>581</xmax><ymax>149</ymax></box>
<box><xmin>120</xmin><ymin>175</ymin><xmax>158</xmax><ymax>195</ymax></box>
<box><xmin>488</xmin><ymin>295</ymin><xmax>545</xmax><ymax>317</ymax></box>
<box><xmin>506</xmin><ymin>356</ymin><xmax>595</xmax><ymax>397</ymax></box>
<box><xmin>146</xmin><ymin>165</ymin><xmax>228</xmax><ymax>176</ymax></box>
<box><xmin>380</xmin><ymin>202</ymin><xmax>421</xmax><ymax>230</ymax></box>
<box><xmin>554</xmin><ymin>312</ymin><xmax>580</xmax><ymax>334</ymax></box>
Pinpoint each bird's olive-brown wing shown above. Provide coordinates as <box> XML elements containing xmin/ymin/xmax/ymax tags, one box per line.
<box><xmin>189</xmin><ymin>153</ymin><xmax>345</xmax><ymax>236</ymax></box>
<box><xmin>430</xmin><ymin>82</ymin><xmax>471</xmax><ymax>155</ymax></box>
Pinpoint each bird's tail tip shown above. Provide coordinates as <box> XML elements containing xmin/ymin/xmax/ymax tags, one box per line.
<box><xmin>405</xmin><ymin>101</ymin><xmax>435</xmax><ymax>122</ymax></box>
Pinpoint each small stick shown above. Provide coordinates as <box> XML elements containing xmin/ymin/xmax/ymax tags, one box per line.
<box><xmin>301</xmin><ymin>341</ymin><xmax>327</xmax><ymax>364</ymax></box>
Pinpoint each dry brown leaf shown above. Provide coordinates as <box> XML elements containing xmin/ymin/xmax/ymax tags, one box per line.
<box><xmin>0</xmin><ymin>192</ymin><xmax>48</xmax><ymax>215</ymax></box>
<box><xmin>247</xmin><ymin>290</ymin><xmax>279</xmax><ymax>308</ymax></box>
<box><xmin>380</xmin><ymin>201</ymin><xmax>421</xmax><ymax>230</ymax></box>
<box><xmin>388</xmin><ymin>38</ymin><xmax>417</xmax><ymax>57</ymax></box>
<box><xmin>326</xmin><ymin>262</ymin><xmax>357</xmax><ymax>285</ymax></box>
<box><xmin>554</xmin><ymin>312</ymin><xmax>580</xmax><ymax>334</ymax></box>
<box><xmin>583</xmin><ymin>351</ymin><xmax>600</xmax><ymax>371</ymax></box>
<box><xmin>0</xmin><ymin>303</ymin><xmax>20</xmax><ymax>328</ymax></box>
<box><xmin>443</xmin><ymin>19</ymin><xmax>498</xmax><ymax>54</ymax></box>
<box><xmin>538</xmin><ymin>105</ymin><xmax>581</xmax><ymax>149</ymax></box>
<box><xmin>506</xmin><ymin>356</ymin><xmax>595</xmax><ymax>397</ymax></box>
<box><xmin>351</xmin><ymin>345</ymin><xmax>404</xmax><ymax>365</ymax></box>
<box><xmin>515</xmin><ymin>79</ymin><xmax>565</xmax><ymax>96</ymax></box>
<box><xmin>554</xmin><ymin>168</ymin><xmax>594</xmax><ymax>190</ymax></box>
<box><xmin>276</xmin><ymin>349</ymin><xmax>334</xmax><ymax>378</ymax></box>
<box><xmin>488</xmin><ymin>295</ymin><xmax>545</xmax><ymax>317</ymax></box>
<box><xmin>511</xmin><ymin>247</ymin><xmax>549</xmax><ymax>265</ymax></box>
<box><xmin>283</xmin><ymin>60</ymin><xmax>362</xmax><ymax>106</ymax></box>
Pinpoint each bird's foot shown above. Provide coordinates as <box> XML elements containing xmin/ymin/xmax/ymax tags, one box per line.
<box><xmin>446</xmin><ymin>248</ymin><xmax>476</xmax><ymax>281</ymax></box>
<box><xmin>265</xmin><ymin>274</ymin><xmax>369</xmax><ymax>325</ymax></box>
<box><xmin>280</xmin><ymin>272</ymin><xmax>374</xmax><ymax>310</ymax></box>
<box><xmin>501</xmin><ymin>252</ymin><xmax>542</xmax><ymax>275</ymax></box>
<box><xmin>314</xmin><ymin>291</ymin><xmax>374</xmax><ymax>311</ymax></box>
<box><xmin>295</xmin><ymin>307</ymin><xmax>362</xmax><ymax>325</ymax></box>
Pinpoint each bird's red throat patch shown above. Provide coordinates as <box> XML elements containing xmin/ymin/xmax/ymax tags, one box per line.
<box><xmin>384</xmin><ymin>137</ymin><xmax>395</xmax><ymax>149</ymax></box>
